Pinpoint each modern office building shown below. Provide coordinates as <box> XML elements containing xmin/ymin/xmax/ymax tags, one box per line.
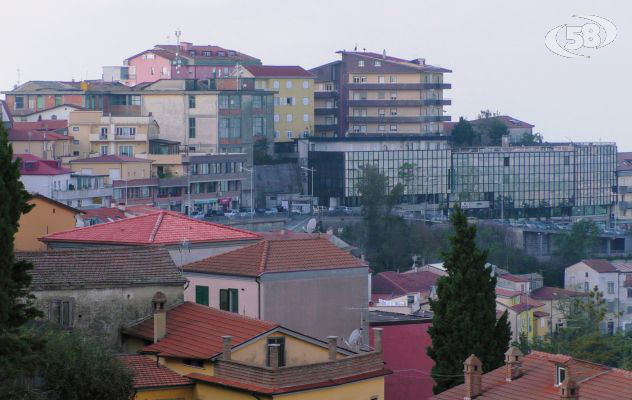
<box><xmin>299</xmin><ymin>136</ymin><xmax>617</xmax><ymax>219</ymax></box>
<box><xmin>310</xmin><ymin>50</ymin><xmax>451</xmax><ymax>138</ymax></box>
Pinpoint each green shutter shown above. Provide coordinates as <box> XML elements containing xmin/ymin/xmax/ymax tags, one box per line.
<box><xmin>219</xmin><ymin>289</ymin><xmax>229</xmax><ymax>311</ymax></box>
<box><xmin>195</xmin><ymin>285</ymin><xmax>209</xmax><ymax>306</ymax></box>
<box><xmin>229</xmin><ymin>289</ymin><xmax>239</xmax><ymax>313</ymax></box>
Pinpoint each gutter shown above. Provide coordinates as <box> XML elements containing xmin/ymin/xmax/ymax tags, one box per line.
<box><xmin>256</xmin><ymin>276</ymin><xmax>261</xmax><ymax>319</ymax></box>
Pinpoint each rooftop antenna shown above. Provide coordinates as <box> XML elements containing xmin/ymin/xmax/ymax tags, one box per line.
<box><xmin>178</xmin><ymin>238</ymin><xmax>191</xmax><ymax>268</ymax></box>
<box><xmin>354</xmin><ymin>43</ymin><xmax>358</xmax><ymax>51</ymax></box>
<box><xmin>16</xmin><ymin>68</ymin><xmax>21</xmax><ymax>86</ymax></box>
<box><xmin>175</xmin><ymin>29</ymin><xmax>182</xmax><ymax>74</ymax></box>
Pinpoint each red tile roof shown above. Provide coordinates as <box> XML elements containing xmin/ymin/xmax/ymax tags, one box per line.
<box><xmin>119</xmin><ymin>354</ymin><xmax>192</xmax><ymax>389</ymax></box>
<box><xmin>8</xmin><ymin>129</ymin><xmax>71</xmax><ymax>141</ymax></box>
<box><xmin>499</xmin><ymin>274</ymin><xmax>529</xmax><ymax>283</ymax></box>
<box><xmin>12</xmin><ymin>120</ymin><xmax>68</xmax><ymax>132</ymax></box>
<box><xmin>372</xmin><ymin>271</ymin><xmax>441</xmax><ymax>296</ymax></box>
<box><xmin>580</xmin><ymin>259</ymin><xmax>618</xmax><ymax>273</ymax></box>
<box><xmin>530</xmin><ymin>286</ymin><xmax>587</xmax><ymax>301</ymax></box>
<box><xmin>70</xmin><ymin>154</ymin><xmax>152</xmax><ymax>163</ymax></box>
<box><xmin>183</xmin><ymin>238</ymin><xmax>365</xmax><ymax>277</ymax></box>
<box><xmin>124</xmin><ymin>205</ymin><xmax>165</xmax><ymax>216</ymax></box>
<box><xmin>243</xmin><ymin>65</ymin><xmax>314</xmax><ymax>78</ymax></box>
<box><xmin>495</xmin><ymin>288</ymin><xmax>521</xmax><ymax>298</ymax></box>
<box><xmin>432</xmin><ymin>351</ymin><xmax>632</xmax><ymax>400</ymax></box>
<box><xmin>123</xmin><ymin>302</ymin><xmax>278</xmax><ymax>359</ymax></box>
<box><xmin>14</xmin><ymin>154</ymin><xmax>72</xmax><ymax>176</ymax></box>
<box><xmin>40</xmin><ymin>210</ymin><xmax>260</xmax><ymax>246</ymax></box>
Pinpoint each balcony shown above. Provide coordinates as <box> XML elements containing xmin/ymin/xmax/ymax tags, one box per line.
<box><xmin>314</xmin><ymin>107</ymin><xmax>338</xmax><ymax>116</ymax></box>
<box><xmin>115</xmin><ymin>133</ymin><xmax>147</xmax><ymax>141</ymax></box>
<box><xmin>348</xmin><ymin>99</ymin><xmax>451</xmax><ymax>107</ymax></box>
<box><xmin>314</xmin><ymin>91</ymin><xmax>339</xmax><ymax>99</ymax></box>
<box><xmin>348</xmin><ymin>83</ymin><xmax>451</xmax><ymax>90</ymax></box>
<box><xmin>348</xmin><ymin>116</ymin><xmax>451</xmax><ymax>124</ymax></box>
<box><xmin>52</xmin><ymin>187</ymin><xmax>113</xmax><ymax>201</ymax></box>
<box><xmin>315</xmin><ymin>124</ymin><xmax>338</xmax><ymax>132</ymax></box>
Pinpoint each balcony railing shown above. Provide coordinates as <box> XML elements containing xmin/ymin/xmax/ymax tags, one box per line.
<box><xmin>314</xmin><ymin>91</ymin><xmax>339</xmax><ymax>99</ymax></box>
<box><xmin>315</xmin><ymin>124</ymin><xmax>338</xmax><ymax>132</ymax></box>
<box><xmin>348</xmin><ymin>83</ymin><xmax>451</xmax><ymax>90</ymax></box>
<box><xmin>348</xmin><ymin>99</ymin><xmax>451</xmax><ymax>107</ymax></box>
<box><xmin>348</xmin><ymin>116</ymin><xmax>450</xmax><ymax>123</ymax></box>
<box><xmin>51</xmin><ymin>187</ymin><xmax>113</xmax><ymax>201</ymax></box>
<box><xmin>314</xmin><ymin>108</ymin><xmax>338</xmax><ymax>116</ymax></box>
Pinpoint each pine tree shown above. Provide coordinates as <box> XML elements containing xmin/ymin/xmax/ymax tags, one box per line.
<box><xmin>427</xmin><ymin>206</ymin><xmax>511</xmax><ymax>394</ymax></box>
<box><xmin>0</xmin><ymin>122</ymin><xmax>44</xmax><ymax>396</ymax></box>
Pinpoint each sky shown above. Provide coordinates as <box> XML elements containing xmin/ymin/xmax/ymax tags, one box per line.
<box><xmin>2</xmin><ymin>0</ymin><xmax>631</xmax><ymax>148</ymax></box>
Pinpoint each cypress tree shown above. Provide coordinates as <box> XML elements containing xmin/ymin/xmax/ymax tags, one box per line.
<box><xmin>427</xmin><ymin>205</ymin><xmax>511</xmax><ymax>394</ymax></box>
<box><xmin>0</xmin><ymin>122</ymin><xmax>44</xmax><ymax>395</ymax></box>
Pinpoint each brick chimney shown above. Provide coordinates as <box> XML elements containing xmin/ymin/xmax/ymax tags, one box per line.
<box><xmin>560</xmin><ymin>377</ymin><xmax>579</xmax><ymax>400</ymax></box>
<box><xmin>463</xmin><ymin>354</ymin><xmax>482</xmax><ymax>399</ymax></box>
<box><xmin>222</xmin><ymin>336</ymin><xmax>232</xmax><ymax>361</ymax></box>
<box><xmin>504</xmin><ymin>346</ymin><xmax>523</xmax><ymax>381</ymax></box>
<box><xmin>152</xmin><ymin>292</ymin><xmax>167</xmax><ymax>343</ymax></box>
<box><xmin>327</xmin><ymin>336</ymin><xmax>338</xmax><ymax>361</ymax></box>
<box><xmin>373</xmin><ymin>327</ymin><xmax>383</xmax><ymax>352</ymax></box>
<box><xmin>268</xmin><ymin>343</ymin><xmax>281</xmax><ymax>368</ymax></box>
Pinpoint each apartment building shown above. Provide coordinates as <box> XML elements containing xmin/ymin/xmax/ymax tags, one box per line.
<box><xmin>8</xmin><ymin>129</ymin><xmax>72</xmax><ymax>161</ymax></box>
<box><xmin>233</xmin><ymin>65</ymin><xmax>315</xmax><ymax>142</ymax></box>
<box><xmin>124</xmin><ymin>41</ymin><xmax>261</xmax><ymax>86</ymax></box>
<box><xmin>310</xmin><ymin>50</ymin><xmax>451</xmax><ymax>137</ymax></box>
<box><xmin>616</xmin><ymin>152</ymin><xmax>632</xmax><ymax>220</ymax></box>
<box><xmin>565</xmin><ymin>259</ymin><xmax>632</xmax><ymax>334</ymax></box>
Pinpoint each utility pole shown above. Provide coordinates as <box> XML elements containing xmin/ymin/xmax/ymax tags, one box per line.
<box><xmin>301</xmin><ymin>166</ymin><xmax>316</xmax><ymax>209</ymax></box>
<box><xmin>241</xmin><ymin>166</ymin><xmax>254</xmax><ymax>219</ymax></box>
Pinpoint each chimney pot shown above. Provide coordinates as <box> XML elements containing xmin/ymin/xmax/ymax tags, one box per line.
<box><xmin>222</xmin><ymin>335</ymin><xmax>232</xmax><ymax>361</ymax></box>
<box><xmin>327</xmin><ymin>336</ymin><xmax>338</xmax><ymax>360</ymax></box>
<box><xmin>268</xmin><ymin>343</ymin><xmax>281</xmax><ymax>368</ymax></box>
<box><xmin>560</xmin><ymin>377</ymin><xmax>579</xmax><ymax>400</ymax></box>
<box><xmin>504</xmin><ymin>346</ymin><xmax>523</xmax><ymax>381</ymax></box>
<box><xmin>464</xmin><ymin>354</ymin><xmax>482</xmax><ymax>399</ymax></box>
<box><xmin>152</xmin><ymin>292</ymin><xmax>167</xmax><ymax>343</ymax></box>
<box><xmin>373</xmin><ymin>328</ymin><xmax>383</xmax><ymax>352</ymax></box>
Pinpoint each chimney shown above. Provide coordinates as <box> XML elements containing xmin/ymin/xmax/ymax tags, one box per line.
<box><xmin>502</xmin><ymin>135</ymin><xmax>510</xmax><ymax>148</ymax></box>
<box><xmin>382</xmin><ymin>49</ymin><xmax>386</xmax><ymax>59</ymax></box>
<box><xmin>180</xmin><ymin>41</ymin><xmax>192</xmax><ymax>51</ymax></box>
<box><xmin>463</xmin><ymin>354</ymin><xmax>482</xmax><ymax>399</ymax></box>
<box><xmin>151</xmin><ymin>292</ymin><xmax>167</xmax><ymax>343</ymax></box>
<box><xmin>504</xmin><ymin>346</ymin><xmax>523</xmax><ymax>381</ymax></box>
<box><xmin>268</xmin><ymin>343</ymin><xmax>281</xmax><ymax>368</ymax></box>
<box><xmin>373</xmin><ymin>328</ymin><xmax>383</xmax><ymax>352</ymax></box>
<box><xmin>560</xmin><ymin>377</ymin><xmax>579</xmax><ymax>400</ymax></box>
<box><xmin>222</xmin><ymin>336</ymin><xmax>232</xmax><ymax>361</ymax></box>
<box><xmin>327</xmin><ymin>336</ymin><xmax>338</xmax><ymax>361</ymax></box>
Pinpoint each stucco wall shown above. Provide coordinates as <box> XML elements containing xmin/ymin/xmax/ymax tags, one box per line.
<box><xmin>261</xmin><ymin>267</ymin><xmax>369</xmax><ymax>341</ymax></box>
<box><xmin>183</xmin><ymin>272</ymin><xmax>258</xmax><ymax>317</ymax></box>
<box><xmin>15</xmin><ymin>196</ymin><xmax>78</xmax><ymax>251</ymax></box>
<box><xmin>34</xmin><ymin>284</ymin><xmax>183</xmax><ymax>349</ymax></box>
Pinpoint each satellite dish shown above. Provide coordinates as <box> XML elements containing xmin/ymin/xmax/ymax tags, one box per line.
<box><xmin>306</xmin><ymin>218</ymin><xmax>317</xmax><ymax>233</ymax></box>
<box><xmin>342</xmin><ymin>328</ymin><xmax>363</xmax><ymax>351</ymax></box>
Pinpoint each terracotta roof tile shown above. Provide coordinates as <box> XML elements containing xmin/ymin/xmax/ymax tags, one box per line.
<box><xmin>12</xmin><ymin>120</ymin><xmax>69</xmax><ymax>132</ymax></box>
<box><xmin>8</xmin><ymin>129</ymin><xmax>70</xmax><ymax>141</ymax></box>
<box><xmin>183</xmin><ymin>238</ymin><xmax>365</xmax><ymax>277</ymax></box>
<box><xmin>495</xmin><ymin>288</ymin><xmax>522</xmax><ymax>298</ymax></box>
<box><xmin>530</xmin><ymin>286</ymin><xmax>586</xmax><ymax>301</ymax></box>
<box><xmin>499</xmin><ymin>274</ymin><xmax>529</xmax><ymax>283</ymax></box>
<box><xmin>40</xmin><ymin>210</ymin><xmax>260</xmax><ymax>246</ymax></box>
<box><xmin>119</xmin><ymin>354</ymin><xmax>192</xmax><ymax>389</ymax></box>
<box><xmin>243</xmin><ymin>65</ymin><xmax>314</xmax><ymax>78</ymax></box>
<box><xmin>81</xmin><ymin>207</ymin><xmax>127</xmax><ymax>223</ymax></box>
<box><xmin>432</xmin><ymin>351</ymin><xmax>632</xmax><ymax>400</ymax></box>
<box><xmin>123</xmin><ymin>302</ymin><xmax>278</xmax><ymax>359</ymax></box>
<box><xmin>372</xmin><ymin>271</ymin><xmax>440</xmax><ymax>296</ymax></box>
<box><xmin>581</xmin><ymin>259</ymin><xmax>618</xmax><ymax>273</ymax></box>
<box><xmin>16</xmin><ymin>247</ymin><xmax>185</xmax><ymax>290</ymax></box>
<box><xmin>70</xmin><ymin>154</ymin><xmax>152</xmax><ymax>163</ymax></box>
<box><xmin>14</xmin><ymin>154</ymin><xmax>72</xmax><ymax>176</ymax></box>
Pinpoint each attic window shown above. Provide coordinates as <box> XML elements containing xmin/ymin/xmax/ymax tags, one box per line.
<box><xmin>203</xmin><ymin>51</ymin><xmax>211</xmax><ymax>57</ymax></box>
<box><xmin>189</xmin><ymin>50</ymin><xmax>196</xmax><ymax>56</ymax></box>
<box><xmin>556</xmin><ymin>365</ymin><xmax>566</xmax><ymax>386</ymax></box>
<box><xmin>218</xmin><ymin>51</ymin><xmax>226</xmax><ymax>57</ymax></box>
<box><xmin>228</xmin><ymin>51</ymin><xmax>235</xmax><ymax>56</ymax></box>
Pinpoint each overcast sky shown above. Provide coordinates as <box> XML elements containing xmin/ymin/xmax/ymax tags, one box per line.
<box><xmin>3</xmin><ymin>1</ymin><xmax>631</xmax><ymax>148</ymax></box>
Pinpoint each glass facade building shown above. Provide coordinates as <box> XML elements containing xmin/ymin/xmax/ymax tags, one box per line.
<box><xmin>307</xmin><ymin>139</ymin><xmax>617</xmax><ymax>219</ymax></box>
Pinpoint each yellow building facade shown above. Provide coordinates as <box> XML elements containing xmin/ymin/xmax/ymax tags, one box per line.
<box><xmin>69</xmin><ymin>155</ymin><xmax>152</xmax><ymax>184</ymax></box>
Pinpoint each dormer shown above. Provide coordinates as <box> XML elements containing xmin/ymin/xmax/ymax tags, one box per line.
<box><xmin>555</xmin><ymin>363</ymin><xmax>567</xmax><ymax>386</ymax></box>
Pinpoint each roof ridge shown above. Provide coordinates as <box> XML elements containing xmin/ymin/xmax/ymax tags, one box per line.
<box><xmin>149</xmin><ymin>211</ymin><xmax>165</xmax><ymax>243</ymax></box>
<box><xmin>259</xmin><ymin>240</ymin><xmax>270</xmax><ymax>274</ymax></box>
<box><xmin>379</xmin><ymin>272</ymin><xmax>409</xmax><ymax>294</ymax></box>
<box><xmin>40</xmin><ymin>211</ymin><xmax>154</xmax><ymax>241</ymax></box>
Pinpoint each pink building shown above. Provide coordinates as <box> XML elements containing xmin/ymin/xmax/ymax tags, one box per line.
<box><xmin>125</xmin><ymin>42</ymin><xmax>261</xmax><ymax>86</ymax></box>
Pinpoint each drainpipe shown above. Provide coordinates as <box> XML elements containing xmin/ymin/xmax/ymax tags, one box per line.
<box><xmin>256</xmin><ymin>276</ymin><xmax>261</xmax><ymax>319</ymax></box>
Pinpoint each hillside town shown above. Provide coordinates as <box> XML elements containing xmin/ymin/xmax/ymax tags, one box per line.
<box><xmin>1</xmin><ymin>3</ymin><xmax>631</xmax><ymax>400</ymax></box>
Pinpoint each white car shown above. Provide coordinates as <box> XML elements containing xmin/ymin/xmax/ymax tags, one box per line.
<box><xmin>224</xmin><ymin>210</ymin><xmax>239</xmax><ymax>218</ymax></box>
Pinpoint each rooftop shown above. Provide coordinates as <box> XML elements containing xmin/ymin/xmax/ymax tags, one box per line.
<box><xmin>372</xmin><ymin>270</ymin><xmax>441</xmax><ymax>296</ymax></box>
<box><xmin>70</xmin><ymin>154</ymin><xmax>152</xmax><ymax>164</ymax></box>
<box><xmin>338</xmin><ymin>50</ymin><xmax>452</xmax><ymax>73</ymax></box>
<box><xmin>119</xmin><ymin>354</ymin><xmax>192</xmax><ymax>389</ymax></box>
<box><xmin>242</xmin><ymin>65</ymin><xmax>314</xmax><ymax>78</ymax></box>
<box><xmin>14</xmin><ymin>154</ymin><xmax>72</xmax><ymax>176</ymax></box>
<box><xmin>8</xmin><ymin>129</ymin><xmax>71</xmax><ymax>141</ymax></box>
<box><xmin>12</xmin><ymin>120</ymin><xmax>69</xmax><ymax>132</ymax></box>
<box><xmin>81</xmin><ymin>207</ymin><xmax>127</xmax><ymax>224</ymax></box>
<box><xmin>432</xmin><ymin>351</ymin><xmax>632</xmax><ymax>400</ymax></box>
<box><xmin>5</xmin><ymin>80</ymin><xmax>130</xmax><ymax>94</ymax></box>
<box><xmin>530</xmin><ymin>286</ymin><xmax>587</xmax><ymax>301</ymax></box>
<box><xmin>40</xmin><ymin>210</ymin><xmax>260</xmax><ymax>246</ymax></box>
<box><xmin>16</xmin><ymin>247</ymin><xmax>185</xmax><ymax>291</ymax></box>
<box><xmin>123</xmin><ymin>302</ymin><xmax>278</xmax><ymax>359</ymax></box>
<box><xmin>580</xmin><ymin>259</ymin><xmax>619</xmax><ymax>273</ymax></box>
<box><xmin>183</xmin><ymin>237</ymin><xmax>366</xmax><ymax>277</ymax></box>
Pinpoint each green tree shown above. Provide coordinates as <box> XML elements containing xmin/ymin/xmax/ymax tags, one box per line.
<box><xmin>451</xmin><ymin>117</ymin><xmax>475</xmax><ymax>147</ymax></box>
<box><xmin>0</xmin><ymin>122</ymin><xmax>44</xmax><ymax>397</ymax></box>
<box><xmin>554</xmin><ymin>220</ymin><xmax>600</xmax><ymax>267</ymax></box>
<box><xmin>427</xmin><ymin>206</ymin><xmax>511</xmax><ymax>394</ymax></box>
<box><xmin>477</xmin><ymin>118</ymin><xmax>509</xmax><ymax>146</ymax></box>
<box><xmin>253</xmin><ymin>137</ymin><xmax>273</xmax><ymax>165</ymax></box>
<box><xmin>519</xmin><ymin>132</ymin><xmax>544</xmax><ymax>145</ymax></box>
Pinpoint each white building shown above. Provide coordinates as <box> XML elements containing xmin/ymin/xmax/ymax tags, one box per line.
<box><xmin>565</xmin><ymin>259</ymin><xmax>632</xmax><ymax>334</ymax></box>
<box><xmin>15</xmin><ymin>153</ymin><xmax>72</xmax><ymax>198</ymax></box>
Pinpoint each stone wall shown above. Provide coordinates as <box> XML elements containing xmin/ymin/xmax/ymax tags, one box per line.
<box><xmin>34</xmin><ymin>285</ymin><xmax>184</xmax><ymax>349</ymax></box>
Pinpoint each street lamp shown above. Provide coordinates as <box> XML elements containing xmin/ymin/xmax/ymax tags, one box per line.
<box><xmin>241</xmin><ymin>165</ymin><xmax>254</xmax><ymax>219</ymax></box>
<box><xmin>301</xmin><ymin>166</ymin><xmax>316</xmax><ymax>210</ymax></box>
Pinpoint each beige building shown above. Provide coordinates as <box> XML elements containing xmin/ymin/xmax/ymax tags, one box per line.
<box><xmin>8</xmin><ymin>129</ymin><xmax>72</xmax><ymax>161</ymax></box>
<box><xmin>69</xmin><ymin>154</ymin><xmax>152</xmax><ymax>184</ymax></box>
<box><xmin>234</xmin><ymin>65</ymin><xmax>315</xmax><ymax>142</ymax></box>
<box><xmin>617</xmin><ymin>152</ymin><xmax>632</xmax><ymax>220</ymax></box>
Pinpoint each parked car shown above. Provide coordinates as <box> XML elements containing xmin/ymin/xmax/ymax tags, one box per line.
<box><xmin>190</xmin><ymin>211</ymin><xmax>205</xmax><ymax>220</ymax></box>
<box><xmin>224</xmin><ymin>210</ymin><xmax>239</xmax><ymax>218</ymax></box>
<box><xmin>255</xmin><ymin>208</ymin><xmax>267</xmax><ymax>214</ymax></box>
<box><xmin>330</xmin><ymin>206</ymin><xmax>352</xmax><ymax>215</ymax></box>
<box><xmin>264</xmin><ymin>208</ymin><xmax>278</xmax><ymax>216</ymax></box>
<box><xmin>239</xmin><ymin>207</ymin><xmax>254</xmax><ymax>217</ymax></box>
<box><xmin>205</xmin><ymin>209</ymin><xmax>225</xmax><ymax>218</ymax></box>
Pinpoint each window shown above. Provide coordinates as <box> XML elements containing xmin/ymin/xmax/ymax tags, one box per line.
<box><xmin>286</xmin><ymin>97</ymin><xmax>294</xmax><ymax>106</ymax></box>
<box><xmin>287</xmin><ymin>131</ymin><xmax>293</xmax><ymax>139</ymax></box>
<box><xmin>273</xmin><ymin>80</ymin><xmax>280</xmax><ymax>89</ymax></box>
<box><xmin>378</xmin><ymin>76</ymin><xmax>385</xmax><ymax>83</ymax></box>
<box><xmin>390</xmin><ymin>124</ymin><xmax>397</xmax><ymax>132</ymax></box>
<box><xmin>253</xmin><ymin>117</ymin><xmax>265</xmax><ymax>136</ymax></box>
<box><xmin>325</xmin><ymin>83</ymin><xmax>334</xmax><ymax>91</ymax></box>
<box><xmin>377</xmin><ymin>91</ymin><xmax>385</xmax><ymax>100</ymax></box>
<box><xmin>203</xmin><ymin>51</ymin><xmax>211</xmax><ymax>56</ymax></box>
<box><xmin>378</xmin><ymin>125</ymin><xmax>385</xmax><ymax>132</ymax></box>
<box><xmin>274</xmin><ymin>114</ymin><xmax>280</xmax><ymax>123</ymax></box>
<box><xmin>358</xmin><ymin>60</ymin><xmax>365</xmax><ymax>67</ymax></box>
<box><xmin>183</xmin><ymin>359</ymin><xmax>204</xmax><ymax>368</ymax></box>
<box><xmin>353</xmin><ymin>125</ymin><xmax>360</xmax><ymax>133</ymax></box>
<box><xmin>100</xmin><ymin>145</ymin><xmax>108</xmax><ymax>155</ymax></box>
<box><xmin>584</xmin><ymin>282</ymin><xmax>589</xmax><ymax>292</ymax></box>
<box><xmin>266</xmin><ymin>337</ymin><xmax>286</xmax><ymax>367</ymax></box>
<box><xmin>608</xmin><ymin>281</ymin><xmax>615</xmax><ymax>294</ymax></box>
<box><xmin>150</xmin><ymin>67</ymin><xmax>155</xmax><ymax>75</ymax></box>
<box><xmin>189</xmin><ymin>117</ymin><xmax>196</xmax><ymax>138</ymax></box>
<box><xmin>219</xmin><ymin>288</ymin><xmax>239</xmax><ymax>313</ymax></box>
<box><xmin>35</xmin><ymin>95</ymin><xmax>43</xmax><ymax>109</ymax></box>
<box><xmin>390</xmin><ymin>75</ymin><xmax>397</xmax><ymax>83</ymax></box>
<box><xmin>303</xmin><ymin>114</ymin><xmax>309</xmax><ymax>122</ymax></box>
<box><xmin>195</xmin><ymin>285</ymin><xmax>209</xmax><ymax>306</ymax></box>
<box><xmin>252</xmin><ymin>95</ymin><xmax>262</xmax><ymax>108</ymax></box>
<box><xmin>378</xmin><ymin>108</ymin><xmax>385</xmax><ymax>116</ymax></box>
<box><xmin>303</xmin><ymin>97</ymin><xmax>309</xmax><ymax>106</ymax></box>
<box><xmin>503</xmin><ymin>157</ymin><xmax>510</xmax><ymax>167</ymax></box>
<box><xmin>390</xmin><ymin>92</ymin><xmax>397</xmax><ymax>100</ymax></box>
<box><xmin>219</xmin><ymin>96</ymin><xmax>229</xmax><ymax>109</ymax></box>
<box><xmin>100</xmin><ymin>127</ymin><xmax>108</xmax><ymax>139</ymax></box>
<box><xmin>287</xmin><ymin>114</ymin><xmax>293</xmax><ymax>122</ymax></box>
<box><xmin>390</xmin><ymin>108</ymin><xmax>398</xmax><ymax>116</ymax></box>
<box><xmin>14</xmin><ymin>96</ymin><xmax>24</xmax><ymax>109</ymax></box>
<box><xmin>119</xmin><ymin>145</ymin><xmax>133</xmax><ymax>156</ymax></box>
<box><xmin>49</xmin><ymin>299</ymin><xmax>73</xmax><ymax>328</ymax></box>
<box><xmin>628</xmin><ymin>288</ymin><xmax>632</xmax><ymax>298</ymax></box>
<box><xmin>189</xmin><ymin>95</ymin><xmax>196</xmax><ymax>108</ymax></box>
<box><xmin>374</xmin><ymin>61</ymin><xmax>381</xmax><ymax>67</ymax></box>
<box><xmin>286</xmin><ymin>81</ymin><xmax>293</xmax><ymax>89</ymax></box>
<box><xmin>303</xmin><ymin>80</ymin><xmax>309</xmax><ymax>89</ymax></box>
<box><xmin>556</xmin><ymin>366</ymin><xmax>566</xmax><ymax>386</ymax></box>
<box><xmin>352</xmin><ymin>76</ymin><xmax>368</xmax><ymax>84</ymax></box>
<box><xmin>54</xmin><ymin>95</ymin><xmax>62</xmax><ymax>106</ymax></box>
<box><xmin>116</xmin><ymin>127</ymin><xmax>136</xmax><ymax>137</ymax></box>
<box><xmin>161</xmin><ymin>66</ymin><xmax>168</xmax><ymax>76</ymax></box>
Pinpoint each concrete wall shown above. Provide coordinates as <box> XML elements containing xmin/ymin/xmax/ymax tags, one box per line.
<box><xmin>183</xmin><ymin>272</ymin><xmax>259</xmax><ymax>317</ymax></box>
<box><xmin>20</xmin><ymin>173</ymin><xmax>72</xmax><ymax>198</ymax></box>
<box><xmin>34</xmin><ymin>284</ymin><xmax>183</xmax><ymax>349</ymax></box>
<box><xmin>255</xmin><ymin>163</ymin><xmax>303</xmax><ymax>205</ymax></box>
<box><xmin>12</xmin><ymin>139</ymin><xmax>71</xmax><ymax>160</ymax></box>
<box><xmin>261</xmin><ymin>267</ymin><xmax>369</xmax><ymax>341</ymax></box>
